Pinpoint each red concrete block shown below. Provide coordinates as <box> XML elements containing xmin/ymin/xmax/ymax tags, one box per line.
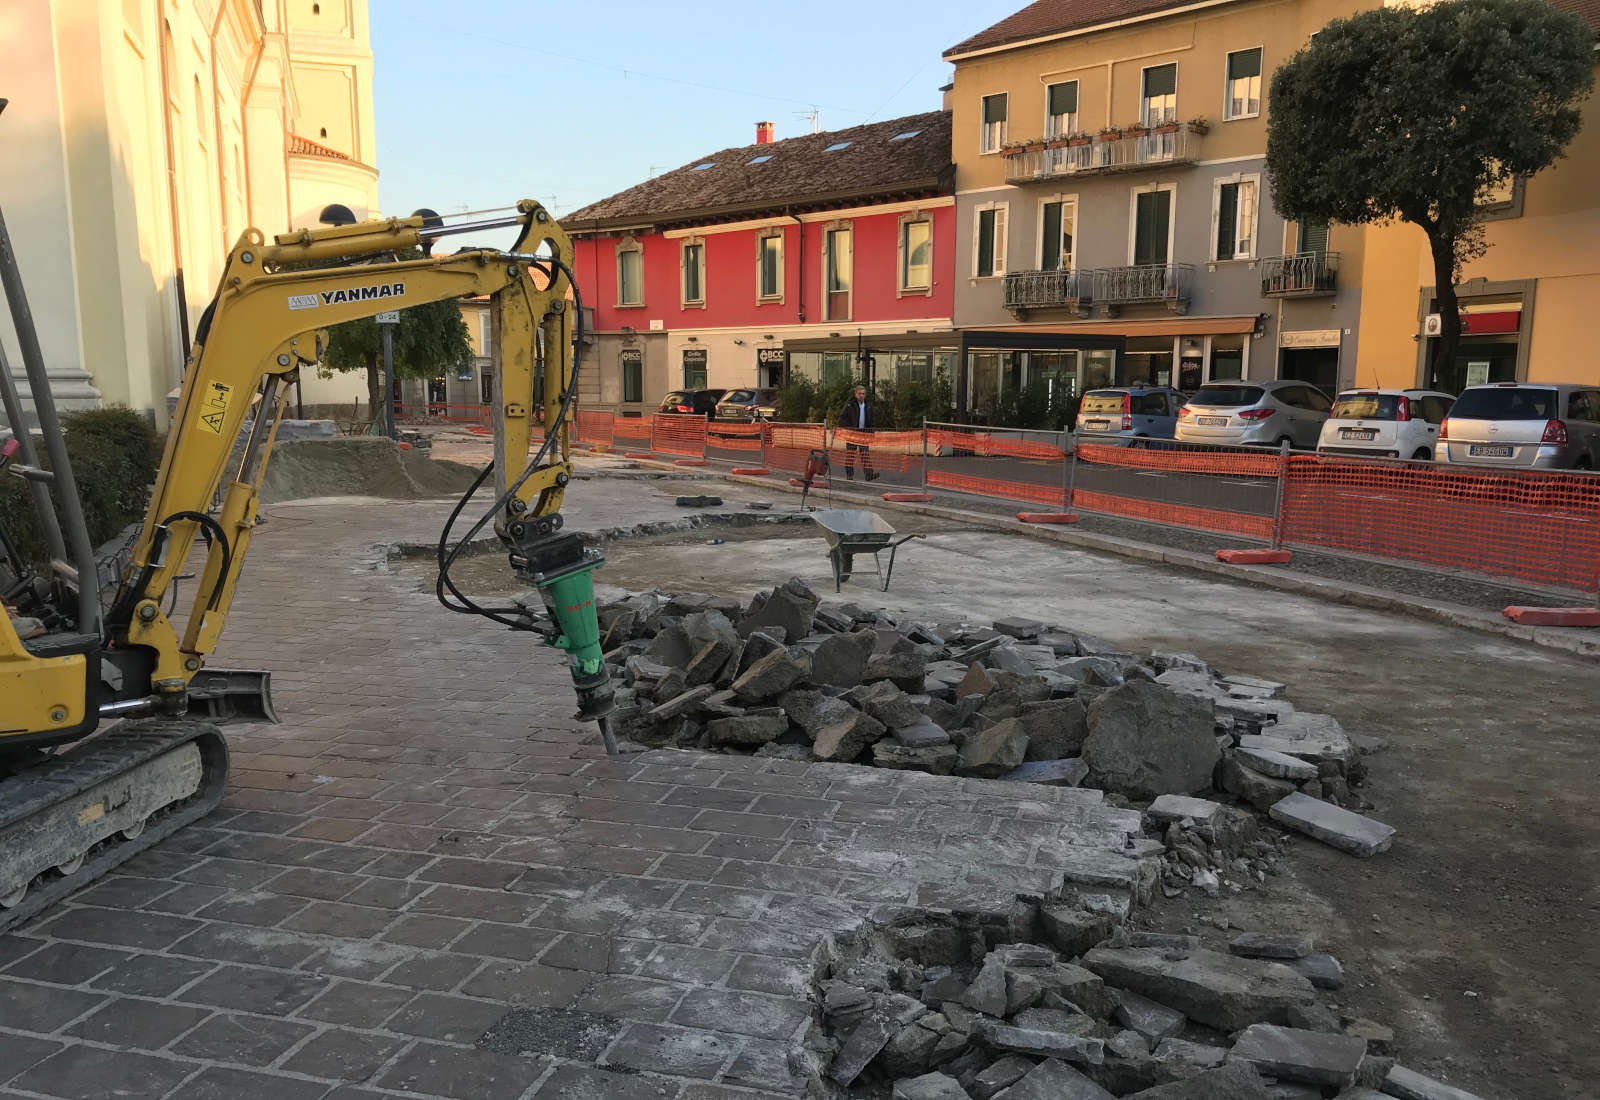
<box><xmin>1502</xmin><ymin>606</ymin><xmax>1600</xmax><ymax>628</ymax></box>
<box><xmin>1017</xmin><ymin>512</ymin><xmax>1079</xmax><ymax>524</ymax></box>
<box><xmin>673</xmin><ymin>459</ymin><xmax>709</xmax><ymax>466</ymax></box>
<box><xmin>623</xmin><ymin>451</ymin><xmax>656</xmax><ymax>459</ymax></box>
<box><xmin>789</xmin><ymin>477</ymin><xmax>830</xmax><ymax>489</ymax></box>
<box><xmin>883</xmin><ymin>493</ymin><xmax>932</xmax><ymax>502</ymax></box>
<box><xmin>730</xmin><ymin>467</ymin><xmax>771</xmax><ymax>476</ymax></box>
<box><xmin>1215</xmin><ymin>549</ymin><xmax>1293</xmax><ymax>564</ymax></box>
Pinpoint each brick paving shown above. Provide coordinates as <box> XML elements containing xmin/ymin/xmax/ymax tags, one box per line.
<box><xmin>0</xmin><ymin>499</ymin><xmax>1151</xmax><ymax>1100</ymax></box>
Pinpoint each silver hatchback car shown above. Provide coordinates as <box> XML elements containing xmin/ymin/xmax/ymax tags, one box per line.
<box><xmin>1437</xmin><ymin>382</ymin><xmax>1600</xmax><ymax>469</ymax></box>
<box><xmin>1075</xmin><ymin>386</ymin><xmax>1183</xmax><ymax>444</ymax></box>
<box><xmin>1175</xmin><ymin>380</ymin><xmax>1333</xmax><ymax>449</ymax></box>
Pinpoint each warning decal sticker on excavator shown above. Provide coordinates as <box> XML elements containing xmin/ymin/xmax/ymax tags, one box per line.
<box><xmin>200</xmin><ymin>381</ymin><xmax>232</xmax><ymax>434</ymax></box>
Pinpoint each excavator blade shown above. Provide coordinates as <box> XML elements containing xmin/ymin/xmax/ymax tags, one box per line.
<box><xmin>186</xmin><ymin>667</ymin><xmax>278</xmax><ymax>725</ymax></box>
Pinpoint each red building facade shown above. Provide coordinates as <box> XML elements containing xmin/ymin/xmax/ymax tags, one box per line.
<box><xmin>564</xmin><ymin>111</ymin><xmax>956</xmax><ymax>414</ymax></box>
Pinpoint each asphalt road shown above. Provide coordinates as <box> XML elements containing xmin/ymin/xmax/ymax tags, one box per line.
<box><xmin>925</xmin><ymin>453</ymin><xmax>1278</xmax><ymax>517</ymax></box>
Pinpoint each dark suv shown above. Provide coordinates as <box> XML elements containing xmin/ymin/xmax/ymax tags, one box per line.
<box><xmin>714</xmin><ymin>388</ymin><xmax>779</xmax><ymax>421</ymax></box>
<box><xmin>658</xmin><ymin>388</ymin><xmax>727</xmax><ymax>418</ymax></box>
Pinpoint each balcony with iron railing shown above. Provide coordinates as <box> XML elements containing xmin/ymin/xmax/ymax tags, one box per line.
<box><xmin>1004</xmin><ymin>263</ymin><xmax>1194</xmax><ymax>317</ymax></box>
<box><xmin>1260</xmin><ymin>251</ymin><xmax>1340</xmax><ymax>298</ymax></box>
<box><xmin>1002</xmin><ymin>122</ymin><xmax>1206</xmax><ymax>184</ymax></box>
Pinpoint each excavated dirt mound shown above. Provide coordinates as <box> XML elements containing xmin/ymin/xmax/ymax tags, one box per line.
<box><xmin>261</xmin><ymin>437</ymin><xmax>479</xmax><ymax>503</ymax></box>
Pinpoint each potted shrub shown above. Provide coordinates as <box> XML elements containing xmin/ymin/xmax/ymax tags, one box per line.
<box><xmin>1097</xmin><ymin>126</ymin><xmax>1123</xmax><ymax>140</ymax></box>
<box><xmin>1187</xmin><ymin>117</ymin><xmax>1210</xmax><ymax>134</ymax></box>
<box><xmin>1067</xmin><ymin>131</ymin><xmax>1092</xmax><ymax>147</ymax></box>
<box><xmin>1153</xmin><ymin>120</ymin><xmax>1179</xmax><ymax>135</ymax></box>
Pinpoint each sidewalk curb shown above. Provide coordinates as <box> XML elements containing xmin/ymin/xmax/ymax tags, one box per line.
<box><xmin>585</xmin><ymin>455</ymin><xmax>1599</xmax><ymax>661</ymax></box>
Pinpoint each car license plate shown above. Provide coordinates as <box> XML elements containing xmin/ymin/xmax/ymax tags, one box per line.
<box><xmin>1340</xmin><ymin>429</ymin><xmax>1376</xmax><ymax>441</ymax></box>
<box><xmin>1084</xmin><ymin>420</ymin><xmax>1110</xmax><ymax>430</ymax></box>
<box><xmin>1197</xmin><ymin>416</ymin><xmax>1228</xmax><ymax>427</ymax></box>
<box><xmin>1469</xmin><ymin>444</ymin><xmax>1513</xmax><ymax>457</ymax></box>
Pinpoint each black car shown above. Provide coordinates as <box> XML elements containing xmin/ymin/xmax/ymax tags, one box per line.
<box><xmin>714</xmin><ymin>387</ymin><xmax>779</xmax><ymax>421</ymax></box>
<box><xmin>658</xmin><ymin>388</ymin><xmax>727</xmax><ymax>417</ymax></box>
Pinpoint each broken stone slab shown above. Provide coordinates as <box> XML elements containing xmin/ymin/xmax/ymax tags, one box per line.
<box><xmin>993</xmin><ymin>616</ymin><xmax>1044</xmax><ymax>639</ymax></box>
<box><xmin>1040</xmin><ymin>906</ymin><xmax>1119</xmax><ymax>959</ymax></box>
<box><xmin>1382</xmin><ymin>1064</ymin><xmax>1488</xmax><ymax>1100</ymax></box>
<box><xmin>1121</xmin><ymin>1060</ymin><xmax>1274</xmax><ymax>1099</ymax></box>
<box><xmin>1152</xmin><ymin>1037</ymin><xmax>1227</xmax><ymax>1070</ymax></box>
<box><xmin>813</xmin><ymin>709</ymin><xmax>889</xmax><ymax>762</ymax></box>
<box><xmin>1235</xmin><ymin>744</ymin><xmax>1319</xmax><ymax>780</ymax></box>
<box><xmin>979</xmin><ymin>1021</ymin><xmax>1105</xmax><ymax>1065</ymax></box>
<box><xmin>624</xmin><ymin>655</ymin><xmax>674</xmax><ymax>684</ymax></box>
<box><xmin>1222</xmin><ymin>756</ymin><xmax>1299</xmax><ymax>812</ymax></box>
<box><xmin>867</xmin><ymin>650</ymin><xmax>928</xmax><ymax>692</ymax></box>
<box><xmin>831</xmin><ymin>1014</ymin><xmax>897</xmax><ymax>1085</ymax></box>
<box><xmin>988</xmin><ymin>645</ymin><xmax>1038</xmax><ymax>678</ymax></box>
<box><xmin>1000</xmin><ymin>758</ymin><xmax>1088</xmax><ymax>786</ymax></box>
<box><xmin>894</xmin><ymin>717</ymin><xmax>952</xmax><ymax>749</ymax></box>
<box><xmin>1147</xmin><ymin>794</ymin><xmax>1223</xmax><ymax>827</ymax></box>
<box><xmin>740</xmin><ymin>580</ymin><xmax>818</xmax><ymax>641</ymax></box>
<box><xmin>731</xmin><ymin>647</ymin><xmax>809</xmax><ymax>703</ymax></box>
<box><xmin>1287</xmin><ymin>954</ymin><xmax>1344</xmax><ymax>990</ymax></box>
<box><xmin>811</xmin><ymin>629</ymin><xmax>876</xmax><ymax>688</ymax></box>
<box><xmin>778</xmin><ymin>688</ymin><xmax>856</xmax><ymax>738</ymax></box>
<box><xmin>992</xmin><ymin>1057</ymin><xmax>1114</xmax><ymax>1099</ymax></box>
<box><xmin>738</xmin><ymin>630</ymin><xmax>788</xmax><ymax>674</ymax></box>
<box><xmin>1229</xmin><ymin>932</ymin><xmax>1313</xmax><ymax>960</ymax></box>
<box><xmin>882</xmin><ymin>1019</ymin><xmax>946</xmax><ymax>1078</ymax></box>
<box><xmin>647</xmin><ymin>684</ymin><xmax>715</xmax><ymax>720</ymax></box>
<box><xmin>1083</xmin><ymin>682</ymin><xmax>1219</xmax><ymax>800</ymax></box>
<box><xmin>1222</xmin><ymin>673</ymin><xmax>1285</xmax><ymax>696</ymax></box>
<box><xmin>873</xmin><ymin>741</ymin><xmax>959</xmax><ymax>774</ymax></box>
<box><xmin>1080</xmin><ymin>946</ymin><xmax>1316</xmax><ymax>1031</ymax></box>
<box><xmin>893</xmin><ymin>1071</ymin><xmax>969</xmax><ymax>1100</ymax></box>
<box><xmin>1057</xmin><ymin>655</ymin><xmax>1125</xmax><ymax>686</ymax></box>
<box><xmin>1270</xmin><ymin>792</ymin><xmax>1396</xmax><ymax>857</ymax></box>
<box><xmin>971</xmin><ymin>1054</ymin><xmax>1034</xmax><ymax>1100</ymax></box>
<box><xmin>951</xmin><ymin>636</ymin><xmax>1007</xmax><ymax>663</ymax></box>
<box><xmin>957</xmin><ymin>718</ymin><xmax>1030</xmax><ymax>778</ymax></box>
<box><xmin>1031</xmin><ymin>964</ymin><xmax>1111</xmax><ymax>1018</ymax></box>
<box><xmin>1112</xmin><ymin>988</ymin><xmax>1186</xmax><ymax>1044</ymax></box>
<box><xmin>1246</xmin><ymin>711</ymin><xmax>1355</xmax><ymax>765</ymax></box>
<box><xmin>1016</xmin><ymin>698</ymin><xmax>1089</xmax><ymax>761</ymax></box>
<box><xmin>707</xmin><ymin>712</ymin><xmax>788</xmax><ymax>746</ymax></box>
<box><xmin>853</xmin><ymin>680</ymin><xmax>925</xmax><ymax>728</ymax></box>
<box><xmin>961</xmin><ymin>956</ymin><xmax>1009</xmax><ymax>1017</ymax></box>
<box><xmin>1232</xmin><ymin>1023</ymin><xmax>1367</xmax><ymax>1087</ymax></box>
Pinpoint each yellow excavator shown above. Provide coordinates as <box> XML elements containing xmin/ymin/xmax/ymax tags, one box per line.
<box><xmin>0</xmin><ymin>193</ymin><xmax>615</xmax><ymax>931</ymax></box>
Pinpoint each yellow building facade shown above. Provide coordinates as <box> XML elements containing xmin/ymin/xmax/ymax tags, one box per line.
<box><xmin>1355</xmin><ymin>51</ymin><xmax>1600</xmax><ymax>392</ymax></box>
<box><xmin>1</xmin><ymin>0</ymin><xmax>380</xmax><ymax>427</ymax></box>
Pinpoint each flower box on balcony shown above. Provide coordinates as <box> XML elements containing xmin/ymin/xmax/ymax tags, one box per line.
<box><xmin>1152</xmin><ymin>123</ymin><xmax>1179</xmax><ymax>135</ymax></box>
<box><xmin>1097</xmin><ymin>127</ymin><xmax>1123</xmax><ymax>139</ymax></box>
<box><xmin>1066</xmin><ymin>133</ymin><xmax>1092</xmax><ymax>147</ymax></box>
<box><xmin>1187</xmin><ymin>118</ymin><xmax>1210</xmax><ymax>135</ymax></box>
<box><xmin>1125</xmin><ymin>124</ymin><xmax>1150</xmax><ymax>136</ymax></box>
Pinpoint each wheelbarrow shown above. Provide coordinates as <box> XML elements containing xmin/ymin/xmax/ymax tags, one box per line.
<box><xmin>812</xmin><ymin>509</ymin><xmax>922</xmax><ymax>593</ymax></box>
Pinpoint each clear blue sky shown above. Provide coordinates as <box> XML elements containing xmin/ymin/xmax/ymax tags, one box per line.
<box><xmin>371</xmin><ymin>0</ymin><xmax>1025</xmax><ymax>219</ymax></box>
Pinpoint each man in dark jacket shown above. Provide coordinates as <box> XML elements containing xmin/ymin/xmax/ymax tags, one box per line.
<box><xmin>836</xmin><ymin>384</ymin><xmax>878</xmax><ymax>481</ymax></box>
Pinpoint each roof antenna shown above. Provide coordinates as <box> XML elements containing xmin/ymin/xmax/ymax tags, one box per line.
<box><xmin>796</xmin><ymin>108</ymin><xmax>821</xmax><ymax>134</ymax></box>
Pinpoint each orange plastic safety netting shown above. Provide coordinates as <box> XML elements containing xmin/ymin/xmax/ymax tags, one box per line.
<box><xmin>1074</xmin><ymin>442</ymin><xmax>1281</xmax><ymax>479</ymax></box>
<box><xmin>705</xmin><ymin>421</ymin><xmax>765</xmax><ymax>452</ymax></box>
<box><xmin>763</xmin><ymin>423</ymin><xmax>828</xmax><ymax>473</ymax></box>
<box><xmin>929</xmin><ymin>428</ymin><xmax>1068</xmax><ymax>461</ymax></box>
<box><xmin>651</xmin><ymin>414</ymin><xmax>707</xmax><ymax>458</ymax></box>
<box><xmin>1070</xmin><ymin>489</ymin><xmax>1276</xmax><ymax>541</ymax></box>
<box><xmin>927</xmin><ymin>470</ymin><xmax>1067</xmax><ymax>507</ymax></box>
<box><xmin>827</xmin><ymin>429</ymin><xmax>924</xmax><ymax>482</ymax></box>
<box><xmin>1279</xmin><ymin>455</ymin><xmax>1600</xmax><ymax>593</ymax></box>
<box><xmin>610</xmin><ymin>415</ymin><xmax>653</xmax><ymax>446</ymax></box>
<box><xmin>575</xmin><ymin>410</ymin><xmax>614</xmax><ymax>446</ymax></box>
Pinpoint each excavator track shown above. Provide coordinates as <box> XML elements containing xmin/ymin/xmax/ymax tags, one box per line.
<box><xmin>0</xmin><ymin>719</ymin><xmax>229</xmax><ymax>933</ymax></box>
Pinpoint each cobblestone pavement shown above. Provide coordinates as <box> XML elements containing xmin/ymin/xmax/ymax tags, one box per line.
<box><xmin>0</xmin><ymin>499</ymin><xmax>1150</xmax><ymax>1100</ymax></box>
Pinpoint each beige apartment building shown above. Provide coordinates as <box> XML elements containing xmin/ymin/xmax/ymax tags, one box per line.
<box><xmin>945</xmin><ymin>0</ymin><xmax>1370</xmax><ymax>415</ymax></box>
<box><xmin>2</xmin><ymin>0</ymin><xmax>380</xmax><ymax>427</ymax></box>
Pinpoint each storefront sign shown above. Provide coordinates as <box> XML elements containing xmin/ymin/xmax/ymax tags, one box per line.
<box><xmin>1280</xmin><ymin>329</ymin><xmax>1341</xmax><ymax>349</ymax></box>
<box><xmin>1461</xmin><ymin>310</ymin><xmax>1520</xmax><ymax>335</ymax></box>
<box><xmin>682</xmin><ymin>348</ymin><xmax>707</xmax><ymax>365</ymax></box>
<box><xmin>756</xmin><ymin>348</ymin><xmax>785</xmax><ymax>365</ymax></box>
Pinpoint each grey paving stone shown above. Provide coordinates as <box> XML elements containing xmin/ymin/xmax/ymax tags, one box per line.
<box><xmin>382</xmin><ymin>951</ymin><xmax>483</xmax><ymax>991</ymax></box>
<box><xmin>0</xmin><ymin>1032</ymin><xmax>62</xmax><ymax>1085</ymax></box>
<box><xmin>167</xmin><ymin>1067</ymin><xmax>331</xmax><ymax>1100</ymax></box>
<box><xmin>1081</xmin><ymin>946</ymin><xmax>1316</xmax><ymax>1031</ymax></box>
<box><xmin>1146</xmin><ymin>794</ymin><xmax>1223</xmax><ymax>826</ymax></box>
<box><xmin>893</xmin><ymin>1071</ymin><xmax>970</xmax><ymax>1099</ymax></box>
<box><xmin>379</xmin><ymin>1041</ymin><xmax>544</xmax><ymax>1100</ymax></box>
<box><xmin>1232</xmin><ymin>1023</ymin><xmax>1367</xmax><ymax>1086</ymax></box>
<box><xmin>299</xmin><ymin>980</ymin><xmax>417</xmax><ymax>1028</ymax></box>
<box><xmin>1234</xmin><ymin>745</ymin><xmax>1318</xmax><ymax>780</ymax></box>
<box><xmin>90</xmin><ymin>953</ymin><xmax>215</xmax><ymax>997</ymax></box>
<box><xmin>1269</xmin><ymin>792</ymin><xmax>1397</xmax><ymax>857</ymax></box>
<box><xmin>11</xmin><ymin>1045</ymin><xmax>194</xmax><ymax>1100</ymax></box>
<box><xmin>459</xmin><ymin>961</ymin><xmax>591</xmax><ymax>1006</ymax></box>
<box><xmin>574</xmin><ymin>975</ymin><xmax>687</xmax><ymax>1021</ymax></box>
<box><xmin>171</xmin><ymin>1013</ymin><xmax>315</xmax><ymax>1066</ymax></box>
<box><xmin>36</xmin><ymin>908</ymin><xmax>201</xmax><ymax>950</ymax></box>
<box><xmin>65</xmin><ymin>1001</ymin><xmax>210</xmax><ymax>1050</ymax></box>
<box><xmin>169</xmin><ymin>924</ymin><xmax>322</xmax><ymax>968</ymax></box>
<box><xmin>1383</xmin><ymin>1064</ymin><xmax>1489</xmax><ymax>1100</ymax></box>
<box><xmin>534</xmin><ymin>1063</ymin><xmax>686</xmax><ymax>1099</ymax></box>
<box><xmin>0</xmin><ymin>981</ymin><xmax>105</xmax><ymax>1032</ymax></box>
<box><xmin>605</xmin><ymin>1021</ymin><xmax>740</xmax><ymax>1078</ymax></box>
<box><xmin>178</xmin><ymin>965</ymin><xmax>328</xmax><ymax>1015</ymax></box>
<box><xmin>476</xmin><ymin>1006</ymin><xmax>621</xmax><ymax>1059</ymax></box>
<box><xmin>727</xmin><ymin>955</ymin><xmax>811</xmax><ymax>996</ymax></box>
<box><xmin>640</xmin><ymin>944</ymin><xmax>740</xmax><ymax>984</ymax></box>
<box><xmin>2</xmin><ymin>943</ymin><xmax>129</xmax><ymax>986</ymax></box>
<box><xmin>281</xmin><ymin>1028</ymin><xmax>406</xmax><ymax>1081</ymax></box>
<box><xmin>451</xmin><ymin>923</ymin><xmax>561</xmax><ymax>961</ymax></box>
<box><xmin>994</xmin><ymin>1057</ymin><xmax>1115</xmax><ymax>1099</ymax></box>
<box><xmin>1230</xmin><ymin>932</ymin><xmax>1315</xmax><ymax>959</ymax></box>
<box><xmin>671</xmin><ymin>987</ymin><xmax>810</xmax><ymax>1039</ymax></box>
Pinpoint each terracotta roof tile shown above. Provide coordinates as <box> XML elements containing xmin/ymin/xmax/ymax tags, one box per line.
<box><xmin>564</xmin><ymin>111</ymin><xmax>951</xmax><ymax>229</ymax></box>
<box><xmin>946</xmin><ymin>0</ymin><xmax>1206</xmax><ymax>56</ymax></box>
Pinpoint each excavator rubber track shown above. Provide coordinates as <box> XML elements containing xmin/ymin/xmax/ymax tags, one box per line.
<box><xmin>0</xmin><ymin>719</ymin><xmax>229</xmax><ymax>933</ymax></box>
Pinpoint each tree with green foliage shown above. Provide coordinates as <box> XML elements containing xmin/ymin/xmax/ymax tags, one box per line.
<box><xmin>1266</xmin><ymin>0</ymin><xmax>1592</xmax><ymax>379</ymax></box>
<box><xmin>316</xmin><ymin>248</ymin><xmax>475</xmax><ymax>418</ymax></box>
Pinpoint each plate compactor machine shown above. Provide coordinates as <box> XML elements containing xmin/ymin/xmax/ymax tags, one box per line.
<box><xmin>0</xmin><ymin>194</ymin><xmax>614</xmax><ymax>931</ymax></box>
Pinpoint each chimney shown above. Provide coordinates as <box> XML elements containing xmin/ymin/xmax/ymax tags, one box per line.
<box><xmin>756</xmin><ymin>121</ymin><xmax>775</xmax><ymax>145</ymax></box>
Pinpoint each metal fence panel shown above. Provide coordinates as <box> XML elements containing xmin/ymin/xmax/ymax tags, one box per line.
<box><xmin>1068</xmin><ymin>438</ymin><xmax>1279</xmax><ymax>540</ymax></box>
<box><xmin>925</xmin><ymin>422</ymin><xmax>1069</xmax><ymax>507</ymax></box>
<box><xmin>705</xmin><ymin>421</ymin><xmax>766</xmax><ymax>468</ymax></box>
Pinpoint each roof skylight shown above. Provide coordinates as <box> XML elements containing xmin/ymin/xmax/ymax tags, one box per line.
<box><xmin>891</xmin><ymin>130</ymin><xmax>921</xmax><ymax>141</ymax></box>
<box><xmin>749</xmin><ymin>154</ymin><xmax>773</xmax><ymax>164</ymax></box>
<box><xmin>825</xmin><ymin>141</ymin><xmax>852</xmax><ymax>152</ymax></box>
<box><xmin>692</xmin><ymin>162</ymin><xmax>716</xmax><ymax>171</ymax></box>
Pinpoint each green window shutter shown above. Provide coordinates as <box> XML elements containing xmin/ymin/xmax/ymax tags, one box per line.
<box><xmin>1227</xmin><ymin>48</ymin><xmax>1261</xmax><ymax>80</ymax></box>
<box><xmin>1135</xmin><ymin>191</ymin><xmax>1170</xmax><ymax>266</ymax></box>
<box><xmin>1047</xmin><ymin>82</ymin><xmax>1077</xmax><ymax>117</ymax></box>
<box><xmin>1217</xmin><ymin>183</ymin><xmax>1238</xmax><ymax>261</ymax></box>
<box><xmin>1042</xmin><ymin>202</ymin><xmax>1062</xmax><ymax>270</ymax></box>
<box><xmin>982</xmin><ymin>94</ymin><xmax>1007</xmax><ymax>124</ymax></box>
<box><xmin>977</xmin><ymin>209</ymin><xmax>996</xmax><ymax>277</ymax></box>
<box><xmin>1298</xmin><ymin>219</ymin><xmax>1329</xmax><ymax>253</ymax></box>
<box><xmin>1143</xmin><ymin>63</ymin><xmax>1176</xmax><ymax>98</ymax></box>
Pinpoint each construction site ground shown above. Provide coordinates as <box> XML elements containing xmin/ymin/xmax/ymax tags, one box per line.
<box><xmin>1</xmin><ymin>464</ymin><xmax>1594</xmax><ymax>1100</ymax></box>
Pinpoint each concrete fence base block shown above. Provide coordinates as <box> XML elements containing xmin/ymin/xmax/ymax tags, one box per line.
<box><xmin>673</xmin><ymin>459</ymin><xmax>709</xmax><ymax>466</ymax></box>
<box><xmin>624</xmin><ymin>451</ymin><xmax>656</xmax><ymax>460</ymax></box>
<box><xmin>883</xmin><ymin>492</ymin><xmax>933</xmax><ymax>502</ymax></box>
<box><xmin>1018</xmin><ymin>512</ymin><xmax>1080</xmax><ymax>524</ymax></box>
<box><xmin>1502</xmin><ymin>606</ymin><xmax>1600</xmax><ymax>628</ymax></box>
<box><xmin>790</xmin><ymin>477</ymin><xmax>831</xmax><ymax>489</ymax></box>
<box><xmin>1217</xmin><ymin>548</ymin><xmax>1293</xmax><ymax>564</ymax></box>
<box><xmin>730</xmin><ymin>467</ymin><xmax>771</xmax><ymax>476</ymax></box>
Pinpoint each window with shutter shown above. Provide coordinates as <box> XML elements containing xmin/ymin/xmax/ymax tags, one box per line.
<box><xmin>1216</xmin><ymin>183</ymin><xmax>1238</xmax><ymax>261</ymax></box>
<box><xmin>1046</xmin><ymin>81</ymin><xmax>1078</xmax><ymax>138</ymax></box>
<box><xmin>1134</xmin><ymin>191</ymin><xmax>1170</xmax><ymax>266</ymax></box>
<box><xmin>1042</xmin><ymin>203</ymin><xmax>1062</xmax><ymax>270</ymax></box>
<box><xmin>1141</xmin><ymin>64</ymin><xmax>1177</xmax><ymax>125</ymax></box>
<box><xmin>1298</xmin><ymin>219</ymin><xmax>1329</xmax><ymax>254</ymax></box>
<box><xmin>1225</xmin><ymin>48</ymin><xmax>1262</xmax><ymax>119</ymax></box>
<box><xmin>981</xmin><ymin>93</ymin><xmax>1008</xmax><ymax>153</ymax></box>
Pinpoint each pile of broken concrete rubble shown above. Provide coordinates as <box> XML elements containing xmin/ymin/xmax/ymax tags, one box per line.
<box><xmin>813</xmin><ymin>911</ymin><xmax>1463</xmax><ymax>1099</ymax></box>
<box><xmin>593</xmin><ymin>577</ymin><xmax>1396</xmax><ymax>863</ymax></box>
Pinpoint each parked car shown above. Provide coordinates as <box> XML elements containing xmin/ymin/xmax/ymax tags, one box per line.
<box><xmin>1437</xmin><ymin>382</ymin><xmax>1600</xmax><ymax>469</ymax></box>
<box><xmin>1316</xmin><ymin>389</ymin><xmax>1455</xmax><ymax>460</ymax></box>
<box><xmin>657</xmin><ymin>388</ymin><xmax>727</xmax><ymax>418</ymax></box>
<box><xmin>714</xmin><ymin>387</ymin><xmax>778</xmax><ymax>421</ymax></box>
<box><xmin>1074</xmin><ymin>386</ymin><xmax>1183</xmax><ymax>443</ymax></box>
<box><xmin>1175</xmin><ymin>380</ymin><xmax>1332</xmax><ymax>449</ymax></box>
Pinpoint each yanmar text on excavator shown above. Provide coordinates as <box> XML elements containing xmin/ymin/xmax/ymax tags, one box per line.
<box><xmin>0</xmin><ymin>193</ymin><xmax>616</xmax><ymax>931</ymax></box>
